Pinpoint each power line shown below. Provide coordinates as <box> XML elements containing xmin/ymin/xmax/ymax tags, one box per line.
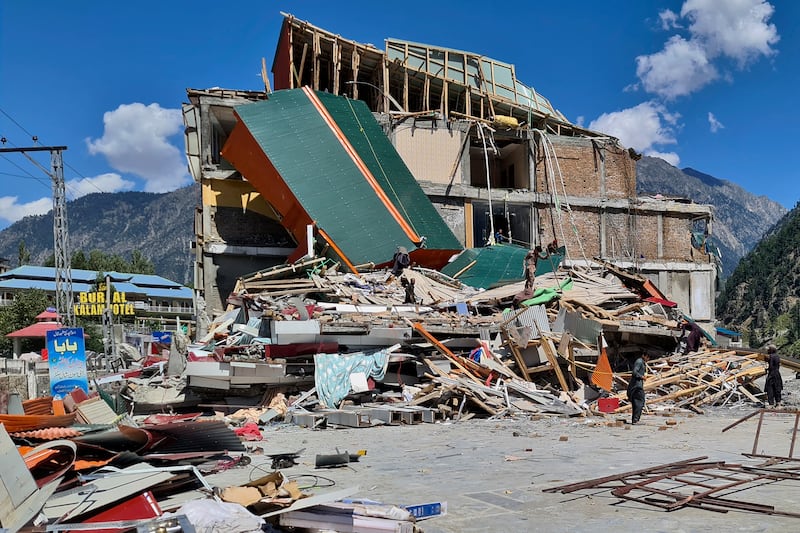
<box><xmin>0</xmin><ymin>107</ymin><xmax>37</xmax><ymax>139</ymax></box>
<box><xmin>0</xmin><ymin>152</ymin><xmax>53</xmax><ymax>192</ymax></box>
<box><xmin>0</xmin><ymin>106</ymin><xmax>110</xmax><ymax>197</ymax></box>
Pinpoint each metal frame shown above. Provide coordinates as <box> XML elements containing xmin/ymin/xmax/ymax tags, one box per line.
<box><xmin>544</xmin><ymin>455</ymin><xmax>800</xmax><ymax>517</ymax></box>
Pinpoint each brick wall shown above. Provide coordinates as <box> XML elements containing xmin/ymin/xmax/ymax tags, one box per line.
<box><xmin>662</xmin><ymin>215</ymin><xmax>692</xmax><ymax>260</ymax></box>
<box><xmin>533</xmin><ymin>136</ymin><xmax>635</xmax><ymax>199</ymax></box>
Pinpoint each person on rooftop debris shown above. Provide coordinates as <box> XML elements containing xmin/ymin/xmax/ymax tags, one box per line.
<box><xmin>678</xmin><ymin>317</ymin><xmax>704</xmax><ymax>354</ymax></box>
<box><xmin>494</xmin><ymin>228</ymin><xmax>507</xmax><ymax>244</ymax></box>
<box><xmin>627</xmin><ymin>352</ymin><xmax>649</xmax><ymax>424</ymax></box>
<box><xmin>512</xmin><ymin>240</ymin><xmax>557</xmax><ymax>307</ymax></box>
<box><xmin>765</xmin><ymin>344</ymin><xmax>783</xmax><ymax>407</ymax></box>
<box><xmin>390</xmin><ymin>246</ymin><xmax>410</xmax><ymax>277</ymax></box>
<box><xmin>401</xmin><ymin>277</ymin><xmax>417</xmax><ymax>304</ymax></box>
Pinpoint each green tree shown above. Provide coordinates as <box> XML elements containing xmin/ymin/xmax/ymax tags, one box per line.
<box><xmin>129</xmin><ymin>250</ymin><xmax>155</xmax><ymax>275</ymax></box>
<box><xmin>43</xmin><ymin>249</ymin><xmax>154</xmax><ymax>275</ymax></box>
<box><xmin>0</xmin><ymin>289</ymin><xmax>50</xmax><ymax>355</ymax></box>
<box><xmin>18</xmin><ymin>240</ymin><xmax>31</xmax><ymax>266</ymax></box>
<box><xmin>72</xmin><ymin>250</ymin><xmax>88</xmax><ymax>270</ymax></box>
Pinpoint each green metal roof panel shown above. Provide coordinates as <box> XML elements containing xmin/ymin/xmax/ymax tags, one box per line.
<box><xmin>234</xmin><ymin>90</ymin><xmax>416</xmax><ymax>265</ymax></box>
<box><xmin>316</xmin><ymin>92</ymin><xmax>462</xmax><ymax>251</ymax></box>
<box><xmin>441</xmin><ymin>244</ymin><xmax>564</xmax><ymax>289</ymax></box>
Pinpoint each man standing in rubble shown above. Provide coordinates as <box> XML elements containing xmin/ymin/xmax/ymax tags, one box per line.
<box><xmin>765</xmin><ymin>344</ymin><xmax>783</xmax><ymax>407</ymax></box>
<box><xmin>678</xmin><ymin>317</ymin><xmax>704</xmax><ymax>354</ymax></box>
<box><xmin>627</xmin><ymin>353</ymin><xmax>649</xmax><ymax>424</ymax></box>
<box><xmin>390</xmin><ymin>246</ymin><xmax>410</xmax><ymax>277</ymax></box>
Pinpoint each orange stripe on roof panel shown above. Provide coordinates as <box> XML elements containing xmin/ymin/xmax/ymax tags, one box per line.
<box><xmin>301</xmin><ymin>86</ymin><xmax>420</xmax><ymax>244</ymax></box>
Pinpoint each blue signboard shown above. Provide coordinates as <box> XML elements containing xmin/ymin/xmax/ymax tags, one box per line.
<box><xmin>152</xmin><ymin>331</ymin><xmax>172</xmax><ymax>344</ymax></box>
<box><xmin>46</xmin><ymin>328</ymin><xmax>89</xmax><ymax>399</ymax></box>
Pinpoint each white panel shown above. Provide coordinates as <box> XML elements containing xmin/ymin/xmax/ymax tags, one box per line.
<box><xmin>690</xmin><ymin>270</ymin><xmax>712</xmax><ymax>320</ymax></box>
<box><xmin>394</xmin><ymin>127</ymin><xmax>464</xmax><ymax>184</ymax></box>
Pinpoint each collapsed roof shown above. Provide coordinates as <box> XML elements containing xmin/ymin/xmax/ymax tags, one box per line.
<box><xmin>222</xmin><ymin>87</ymin><xmax>463</xmax><ymax>271</ymax></box>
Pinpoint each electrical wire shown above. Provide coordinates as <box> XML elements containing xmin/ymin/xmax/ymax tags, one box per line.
<box><xmin>477</xmin><ymin>122</ymin><xmax>495</xmax><ymax>245</ymax></box>
<box><xmin>247</xmin><ymin>462</ymin><xmax>337</xmax><ymax>490</ymax></box>
<box><xmin>0</xmin><ymin>152</ymin><xmax>52</xmax><ymax>192</ymax></box>
<box><xmin>0</xmin><ymin>106</ymin><xmax>109</xmax><ymax>198</ymax></box>
<box><xmin>532</xmin><ymin>129</ymin><xmax>590</xmax><ymax>265</ymax></box>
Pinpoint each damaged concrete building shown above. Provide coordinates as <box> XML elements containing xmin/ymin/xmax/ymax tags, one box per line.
<box><xmin>182</xmin><ymin>13</ymin><xmax>717</xmax><ymax>333</ymax></box>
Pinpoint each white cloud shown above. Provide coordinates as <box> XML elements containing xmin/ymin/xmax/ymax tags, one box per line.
<box><xmin>66</xmin><ymin>172</ymin><xmax>134</xmax><ymax>198</ymax></box>
<box><xmin>659</xmin><ymin>9</ymin><xmax>681</xmax><ymax>30</ymax></box>
<box><xmin>636</xmin><ymin>36</ymin><xmax>718</xmax><ymax>99</ymax></box>
<box><xmin>589</xmin><ymin>101</ymin><xmax>679</xmax><ymax>154</ymax></box>
<box><xmin>637</xmin><ymin>0</ymin><xmax>779</xmax><ymax>99</ymax></box>
<box><xmin>86</xmin><ymin>103</ymin><xmax>190</xmax><ymax>193</ymax></box>
<box><xmin>681</xmin><ymin>0</ymin><xmax>779</xmax><ymax>65</ymax></box>
<box><xmin>707</xmin><ymin>112</ymin><xmax>724</xmax><ymax>133</ymax></box>
<box><xmin>0</xmin><ymin>196</ymin><xmax>52</xmax><ymax>224</ymax></box>
<box><xmin>645</xmin><ymin>150</ymin><xmax>681</xmax><ymax>166</ymax></box>
<box><xmin>0</xmin><ymin>173</ymin><xmax>135</xmax><ymax>225</ymax></box>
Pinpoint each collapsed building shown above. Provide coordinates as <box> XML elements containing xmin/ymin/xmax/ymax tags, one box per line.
<box><xmin>182</xmin><ymin>13</ymin><xmax>717</xmax><ymax>336</ymax></box>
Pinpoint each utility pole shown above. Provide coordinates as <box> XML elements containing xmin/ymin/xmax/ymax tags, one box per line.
<box><xmin>0</xmin><ymin>145</ymin><xmax>74</xmax><ymax>325</ymax></box>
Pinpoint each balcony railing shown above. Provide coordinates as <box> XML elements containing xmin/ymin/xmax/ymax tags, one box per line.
<box><xmin>134</xmin><ymin>303</ymin><xmax>194</xmax><ymax>314</ymax></box>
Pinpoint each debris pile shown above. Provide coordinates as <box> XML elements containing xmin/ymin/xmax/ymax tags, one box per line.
<box><xmin>4</xmin><ymin>255</ymin><xmax>799</xmax><ymax>531</ymax></box>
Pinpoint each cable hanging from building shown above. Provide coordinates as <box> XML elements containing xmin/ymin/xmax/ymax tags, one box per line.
<box><xmin>532</xmin><ymin>128</ymin><xmax>590</xmax><ymax>266</ymax></box>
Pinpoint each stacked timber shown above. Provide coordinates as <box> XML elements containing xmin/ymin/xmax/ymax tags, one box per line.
<box><xmin>606</xmin><ymin>348</ymin><xmax>800</xmax><ymax>414</ymax></box>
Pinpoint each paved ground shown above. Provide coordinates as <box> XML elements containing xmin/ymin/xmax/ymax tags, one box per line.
<box><xmin>191</xmin><ymin>372</ymin><xmax>800</xmax><ymax>532</ymax></box>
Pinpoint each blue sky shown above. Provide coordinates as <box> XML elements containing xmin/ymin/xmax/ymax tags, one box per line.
<box><xmin>1</xmin><ymin>0</ymin><xmax>796</xmax><ymax>231</ymax></box>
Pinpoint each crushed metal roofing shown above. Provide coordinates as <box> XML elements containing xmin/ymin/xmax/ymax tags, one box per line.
<box><xmin>141</xmin><ymin>420</ymin><xmax>246</xmax><ymax>453</ymax></box>
<box><xmin>10</xmin><ymin>427</ymin><xmax>84</xmax><ymax>440</ymax></box>
<box><xmin>224</xmin><ymin>88</ymin><xmax>461</xmax><ymax>269</ymax></box>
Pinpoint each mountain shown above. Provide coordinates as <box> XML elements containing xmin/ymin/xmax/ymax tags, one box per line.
<box><xmin>716</xmin><ymin>204</ymin><xmax>800</xmax><ymax>352</ymax></box>
<box><xmin>0</xmin><ymin>159</ymin><xmax>786</xmax><ymax>288</ymax></box>
<box><xmin>0</xmin><ymin>185</ymin><xmax>198</xmax><ymax>285</ymax></box>
<box><xmin>636</xmin><ymin>156</ymin><xmax>787</xmax><ymax>277</ymax></box>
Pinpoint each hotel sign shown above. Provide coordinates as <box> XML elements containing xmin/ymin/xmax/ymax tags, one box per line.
<box><xmin>47</xmin><ymin>327</ymin><xmax>89</xmax><ymax>398</ymax></box>
<box><xmin>73</xmin><ymin>284</ymin><xmax>135</xmax><ymax>316</ymax></box>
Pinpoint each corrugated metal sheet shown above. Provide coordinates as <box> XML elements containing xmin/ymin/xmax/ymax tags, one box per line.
<box><xmin>0</xmin><ymin>413</ymin><xmax>77</xmax><ymax>432</ymax></box>
<box><xmin>502</xmin><ymin>305</ymin><xmax>551</xmax><ymax>339</ymax></box>
<box><xmin>225</xmin><ymin>89</ymin><xmax>462</xmax><ymax>269</ymax></box>
<box><xmin>108</xmin><ymin>272</ymin><xmax>183</xmax><ymax>288</ymax></box>
<box><xmin>144</xmin><ymin>420</ymin><xmax>246</xmax><ymax>453</ymax></box>
<box><xmin>0</xmin><ymin>279</ymin><xmax>93</xmax><ymax>292</ymax></box>
<box><xmin>108</xmin><ymin>282</ymin><xmax>148</xmax><ymax>294</ymax></box>
<box><xmin>22</xmin><ymin>396</ymin><xmax>54</xmax><ymax>415</ymax></box>
<box><xmin>563</xmin><ymin>310</ymin><xmax>602</xmax><ymax>344</ymax></box>
<box><xmin>230</xmin><ymin>90</ymin><xmax>416</xmax><ymax>266</ymax></box>
<box><xmin>441</xmin><ymin>244</ymin><xmax>564</xmax><ymax>289</ymax></box>
<box><xmin>75</xmin><ymin>397</ymin><xmax>119</xmax><ymax>425</ymax></box>
<box><xmin>318</xmin><ymin>92</ymin><xmax>462</xmax><ymax>251</ymax></box>
<box><xmin>0</xmin><ymin>265</ymin><xmax>98</xmax><ymax>282</ymax></box>
<box><xmin>10</xmin><ymin>427</ymin><xmax>83</xmax><ymax>440</ymax></box>
<box><xmin>141</xmin><ymin>287</ymin><xmax>193</xmax><ymax>299</ymax></box>
<box><xmin>0</xmin><ymin>267</ymin><xmax>190</xmax><ymax>301</ymax></box>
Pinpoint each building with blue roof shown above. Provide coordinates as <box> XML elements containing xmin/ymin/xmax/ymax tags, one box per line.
<box><xmin>0</xmin><ymin>266</ymin><xmax>193</xmax><ymax>322</ymax></box>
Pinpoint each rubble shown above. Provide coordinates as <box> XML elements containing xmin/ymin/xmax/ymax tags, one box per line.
<box><xmin>4</xmin><ymin>252</ymin><xmax>800</xmax><ymax>531</ymax></box>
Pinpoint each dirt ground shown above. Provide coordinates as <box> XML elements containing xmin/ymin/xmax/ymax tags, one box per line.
<box><xmin>193</xmin><ymin>369</ymin><xmax>800</xmax><ymax>533</ymax></box>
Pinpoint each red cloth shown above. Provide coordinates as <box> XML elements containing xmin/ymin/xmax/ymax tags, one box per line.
<box><xmin>234</xmin><ymin>422</ymin><xmax>263</xmax><ymax>441</ymax></box>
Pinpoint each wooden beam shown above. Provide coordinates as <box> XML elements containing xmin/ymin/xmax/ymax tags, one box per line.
<box><xmin>312</xmin><ymin>30</ymin><xmax>320</xmax><ymax>89</ymax></box>
<box><xmin>541</xmin><ymin>337</ymin><xmax>570</xmax><ymax>393</ymax></box>
<box><xmin>332</xmin><ymin>37</ymin><xmax>340</xmax><ymax>95</ymax></box>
